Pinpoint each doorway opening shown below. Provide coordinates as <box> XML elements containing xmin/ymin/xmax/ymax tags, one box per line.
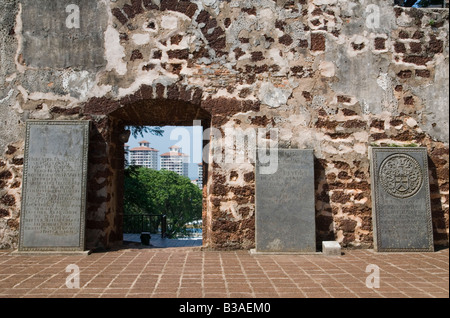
<box><xmin>107</xmin><ymin>98</ymin><xmax>211</xmax><ymax>249</ymax></box>
<box><xmin>123</xmin><ymin>125</ymin><xmax>205</xmax><ymax>248</ymax></box>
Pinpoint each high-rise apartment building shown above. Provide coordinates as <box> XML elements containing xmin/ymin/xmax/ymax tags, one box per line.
<box><xmin>197</xmin><ymin>163</ymin><xmax>203</xmax><ymax>189</ymax></box>
<box><xmin>160</xmin><ymin>145</ymin><xmax>189</xmax><ymax>177</ymax></box>
<box><xmin>124</xmin><ymin>144</ymin><xmax>130</xmax><ymax>167</ymax></box>
<box><xmin>129</xmin><ymin>140</ymin><xmax>159</xmax><ymax>170</ymax></box>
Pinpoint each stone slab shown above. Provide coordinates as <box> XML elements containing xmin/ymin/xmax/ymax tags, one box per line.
<box><xmin>255</xmin><ymin>149</ymin><xmax>316</xmax><ymax>253</ymax></box>
<box><xmin>322</xmin><ymin>241</ymin><xmax>341</xmax><ymax>256</ymax></box>
<box><xmin>18</xmin><ymin>120</ymin><xmax>90</xmax><ymax>252</ymax></box>
<box><xmin>370</xmin><ymin>147</ymin><xmax>434</xmax><ymax>252</ymax></box>
<box><xmin>20</xmin><ymin>0</ymin><xmax>107</xmax><ymax>70</ymax></box>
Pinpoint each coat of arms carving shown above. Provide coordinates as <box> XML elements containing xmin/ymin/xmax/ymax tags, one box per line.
<box><xmin>379</xmin><ymin>154</ymin><xmax>423</xmax><ymax>199</ymax></box>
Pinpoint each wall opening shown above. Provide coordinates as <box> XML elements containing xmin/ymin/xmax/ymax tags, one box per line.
<box><xmin>107</xmin><ymin>99</ymin><xmax>211</xmax><ymax>249</ymax></box>
<box><xmin>123</xmin><ymin>125</ymin><xmax>204</xmax><ymax>248</ymax></box>
<box><xmin>396</xmin><ymin>0</ymin><xmax>446</xmax><ymax>7</ymax></box>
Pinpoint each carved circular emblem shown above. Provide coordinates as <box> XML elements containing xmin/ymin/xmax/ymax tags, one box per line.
<box><xmin>379</xmin><ymin>154</ymin><xmax>423</xmax><ymax>199</ymax></box>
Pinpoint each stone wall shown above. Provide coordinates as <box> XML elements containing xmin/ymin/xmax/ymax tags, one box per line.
<box><xmin>0</xmin><ymin>0</ymin><xmax>448</xmax><ymax>250</ymax></box>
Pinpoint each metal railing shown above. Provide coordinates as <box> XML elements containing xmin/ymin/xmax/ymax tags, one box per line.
<box><xmin>123</xmin><ymin>214</ymin><xmax>167</xmax><ymax>238</ymax></box>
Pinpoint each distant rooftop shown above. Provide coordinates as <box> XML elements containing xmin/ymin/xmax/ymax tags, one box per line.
<box><xmin>161</xmin><ymin>151</ymin><xmax>189</xmax><ymax>157</ymax></box>
<box><xmin>130</xmin><ymin>146</ymin><xmax>158</xmax><ymax>152</ymax></box>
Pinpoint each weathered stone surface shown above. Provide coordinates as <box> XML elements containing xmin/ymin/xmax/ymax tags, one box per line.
<box><xmin>0</xmin><ymin>0</ymin><xmax>448</xmax><ymax>250</ymax></box>
<box><xmin>255</xmin><ymin>149</ymin><xmax>316</xmax><ymax>253</ymax></box>
<box><xmin>370</xmin><ymin>147</ymin><xmax>433</xmax><ymax>252</ymax></box>
<box><xmin>20</xmin><ymin>0</ymin><xmax>107</xmax><ymax>70</ymax></box>
<box><xmin>19</xmin><ymin>121</ymin><xmax>90</xmax><ymax>252</ymax></box>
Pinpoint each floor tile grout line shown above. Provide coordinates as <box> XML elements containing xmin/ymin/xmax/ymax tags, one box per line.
<box><xmin>287</xmin><ymin>256</ymin><xmax>334</xmax><ymax>298</ymax></box>
<box><xmin>0</xmin><ymin>249</ymin><xmax>448</xmax><ymax>298</ymax></box>
<box><xmin>18</xmin><ymin>255</ymin><xmax>77</xmax><ymax>297</ymax></box>
<box><xmin>348</xmin><ymin>251</ymin><xmax>389</xmax><ymax>298</ymax></box>
<box><xmin>308</xmin><ymin>257</ymin><xmax>359</xmax><ymax>298</ymax></box>
<box><xmin>201</xmin><ymin>251</ymin><xmax>205</xmax><ymax>298</ymax></box>
<box><xmin>320</xmin><ymin>258</ymin><xmax>359</xmax><ymax>297</ymax></box>
<box><xmin>234</xmin><ymin>251</ymin><xmax>256</xmax><ymax>298</ymax></box>
<box><xmin>124</xmin><ymin>251</ymin><xmax>158</xmax><ymax>298</ymax></box>
<box><xmin>176</xmin><ymin>250</ymin><xmax>190</xmax><ymax>298</ymax></box>
<box><xmin>219</xmin><ymin>252</ymin><xmax>230</xmax><ymax>298</ymax></box>
<box><xmin>274</xmin><ymin>257</ymin><xmax>308</xmax><ymax>298</ymax></box>
<box><xmin>12</xmin><ymin>256</ymin><xmax>63</xmax><ymax>289</ymax></box>
<box><xmin>383</xmin><ymin>281</ymin><xmax>424</xmax><ymax>298</ymax></box>
<box><xmin>150</xmin><ymin>250</ymin><xmax>171</xmax><ymax>298</ymax></box>
<box><xmin>253</xmin><ymin>256</ymin><xmax>281</xmax><ymax>297</ymax></box>
<box><xmin>75</xmin><ymin>251</ymin><xmax>133</xmax><ymax>297</ymax></box>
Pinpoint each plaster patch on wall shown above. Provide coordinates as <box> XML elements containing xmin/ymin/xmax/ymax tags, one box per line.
<box><xmin>221</xmin><ymin>201</ymin><xmax>242</xmax><ymax>222</ymax></box>
<box><xmin>161</xmin><ymin>15</ymin><xmax>179</xmax><ymax>29</ymax></box>
<box><xmin>319</xmin><ymin>61</ymin><xmax>335</xmax><ymax>77</ymax></box>
<box><xmin>376</xmin><ymin>72</ymin><xmax>397</xmax><ymax>114</ymax></box>
<box><xmin>14</xmin><ymin>3</ymin><xmax>25</xmax><ymax>74</ymax></box>
<box><xmin>259</xmin><ymin>82</ymin><xmax>291</xmax><ymax>108</ymax></box>
<box><xmin>132</xmin><ymin>33</ymin><xmax>151</xmax><ymax>45</ymax></box>
<box><xmin>62</xmin><ymin>70</ymin><xmax>96</xmax><ymax>100</ymax></box>
<box><xmin>0</xmin><ymin>89</ymin><xmax>14</xmax><ymax>104</ymax></box>
<box><xmin>105</xmin><ymin>26</ymin><xmax>127</xmax><ymax>76</ymax></box>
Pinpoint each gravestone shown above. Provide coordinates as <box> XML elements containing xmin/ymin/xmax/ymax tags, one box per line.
<box><xmin>370</xmin><ymin>147</ymin><xmax>433</xmax><ymax>252</ymax></box>
<box><xmin>255</xmin><ymin>149</ymin><xmax>316</xmax><ymax>253</ymax></box>
<box><xmin>18</xmin><ymin>121</ymin><xmax>90</xmax><ymax>253</ymax></box>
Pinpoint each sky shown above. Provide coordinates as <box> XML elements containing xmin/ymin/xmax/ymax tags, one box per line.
<box><xmin>126</xmin><ymin>126</ymin><xmax>203</xmax><ymax>181</ymax></box>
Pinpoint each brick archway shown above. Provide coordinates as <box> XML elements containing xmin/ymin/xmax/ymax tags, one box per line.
<box><xmin>82</xmin><ymin>83</ymin><xmax>211</xmax><ymax>249</ymax></box>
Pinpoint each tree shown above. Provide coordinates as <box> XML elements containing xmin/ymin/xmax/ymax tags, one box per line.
<box><xmin>127</xmin><ymin>126</ymin><xmax>164</xmax><ymax>139</ymax></box>
<box><xmin>124</xmin><ymin>166</ymin><xmax>203</xmax><ymax>238</ymax></box>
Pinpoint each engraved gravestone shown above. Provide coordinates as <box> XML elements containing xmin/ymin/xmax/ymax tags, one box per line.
<box><xmin>18</xmin><ymin>121</ymin><xmax>90</xmax><ymax>252</ymax></box>
<box><xmin>255</xmin><ymin>149</ymin><xmax>316</xmax><ymax>253</ymax></box>
<box><xmin>370</xmin><ymin>147</ymin><xmax>433</xmax><ymax>252</ymax></box>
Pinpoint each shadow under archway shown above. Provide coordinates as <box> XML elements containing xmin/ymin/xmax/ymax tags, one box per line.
<box><xmin>110</xmin><ymin>99</ymin><xmax>212</xmax><ymax>127</ymax></box>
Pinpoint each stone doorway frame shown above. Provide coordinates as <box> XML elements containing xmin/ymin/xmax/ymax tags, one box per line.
<box><xmin>83</xmin><ymin>84</ymin><xmax>211</xmax><ymax>250</ymax></box>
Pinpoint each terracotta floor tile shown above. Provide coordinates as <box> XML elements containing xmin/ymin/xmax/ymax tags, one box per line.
<box><xmin>0</xmin><ymin>248</ymin><xmax>447</xmax><ymax>299</ymax></box>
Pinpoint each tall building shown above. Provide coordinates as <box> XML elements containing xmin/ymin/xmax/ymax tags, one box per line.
<box><xmin>160</xmin><ymin>145</ymin><xmax>189</xmax><ymax>177</ymax></box>
<box><xmin>129</xmin><ymin>140</ymin><xmax>159</xmax><ymax>170</ymax></box>
<box><xmin>197</xmin><ymin>163</ymin><xmax>203</xmax><ymax>189</ymax></box>
<box><xmin>124</xmin><ymin>144</ymin><xmax>130</xmax><ymax>167</ymax></box>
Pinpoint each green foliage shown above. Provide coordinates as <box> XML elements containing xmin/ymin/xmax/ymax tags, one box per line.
<box><xmin>370</xmin><ymin>143</ymin><xmax>419</xmax><ymax>148</ymax></box>
<box><xmin>386</xmin><ymin>143</ymin><xmax>419</xmax><ymax>148</ymax></box>
<box><xmin>127</xmin><ymin>126</ymin><xmax>164</xmax><ymax>139</ymax></box>
<box><xmin>124</xmin><ymin>166</ymin><xmax>203</xmax><ymax>238</ymax></box>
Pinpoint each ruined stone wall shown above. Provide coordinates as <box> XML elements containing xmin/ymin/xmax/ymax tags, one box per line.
<box><xmin>0</xmin><ymin>0</ymin><xmax>448</xmax><ymax>250</ymax></box>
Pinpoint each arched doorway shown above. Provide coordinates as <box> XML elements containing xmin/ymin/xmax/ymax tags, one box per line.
<box><xmin>82</xmin><ymin>84</ymin><xmax>211</xmax><ymax>250</ymax></box>
<box><xmin>110</xmin><ymin>98</ymin><xmax>211</xmax><ymax>247</ymax></box>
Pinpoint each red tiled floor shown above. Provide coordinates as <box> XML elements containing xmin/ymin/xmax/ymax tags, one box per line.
<box><xmin>0</xmin><ymin>247</ymin><xmax>448</xmax><ymax>298</ymax></box>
